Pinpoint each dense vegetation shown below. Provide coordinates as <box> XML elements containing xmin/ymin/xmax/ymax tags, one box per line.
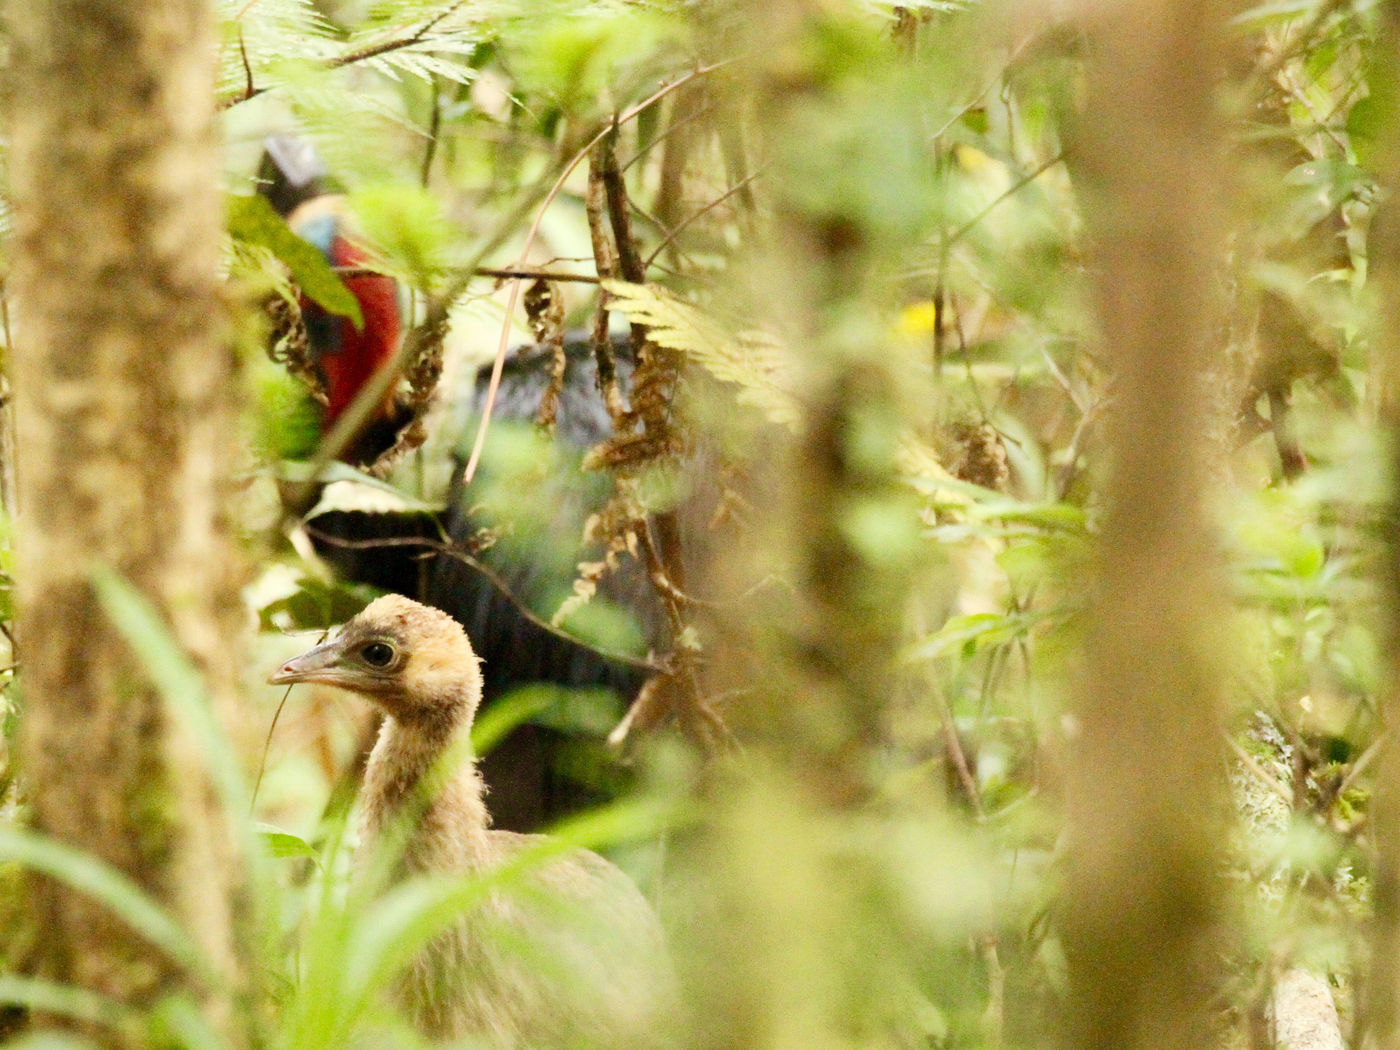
<box><xmin>4</xmin><ymin>0</ymin><xmax>1400</xmax><ymax>1048</ymax></box>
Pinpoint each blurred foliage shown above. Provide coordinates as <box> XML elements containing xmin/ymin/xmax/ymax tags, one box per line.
<box><xmin>3</xmin><ymin>0</ymin><xmax>1400</xmax><ymax>1047</ymax></box>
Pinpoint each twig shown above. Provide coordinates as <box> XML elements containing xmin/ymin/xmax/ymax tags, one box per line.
<box><xmin>948</xmin><ymin>150</ymin><xmax>1068</xmax><ymax>248</ymax></box>
<box><xmin>473</xmin><ymin>266</ymin><xmax>601</xmax><ymax>284</ymax></box>
<box><xmin>303</xmin><ymin>524</ymin><xmax>665</xmax><ymax>674</ymax></box>
<box><xmin>621</xmin><ymin>100</ymin><xmax>717</xmax><ymax>174</ymax></box>
<box><xmin>635</xmin><ymin>518</ymin><xmax>725</xmax><ymax>748</ymax></box>
<box><xmin>1337</xmin><ymin>731</ymin><xmax>1388</xmax><ymax>801</ymax></box>
<box><xmin>421</xmin><ymin>87</ymin><xmax>441</xmax><ymax>188</ymax></box>
<box><xmin>585</xmin><ymin>143</ymin><xmax>628</xmax><ymax>421</ymax></box>
<box><xmin>333</xmin><ymin>264</ymin><xmax>602</xmax><ymax>285</ymax></box>
<box><xmin>238</xmin><ymin>30</ymin><xmax>254</xmax><ymax>103</ymax></box>
<box><xmin>327</xmin><ymin>1</ymin><xmax>466</xmax><ymax>72</ymax></box>
<box><xmin>599</xmin><ymin>122</ymin><xmax>647</xmax><ymax>284</ymax></box>
<box><xmin>1226</xmin><ymin>735</ymin><xmax>1294</xmax><ymax>806</ymax></box>
<box><xmin>643</xmin><ymin>171</ymin><xmax>763</xmax><ymax>270</ymax></box>
<box><xmin>253</xmin><ymin>683</ymin><xmax>297</xmax><ymax>814</ymax></box>
<box><xmin>929</xmin><ymin>35</ymin><xmax>1034</xmax><ymax>143</ymax></box>
<box><xmin>934</xmin><ymin>676</ymin><xmax>985</xmax><ymax>819</ymax></box>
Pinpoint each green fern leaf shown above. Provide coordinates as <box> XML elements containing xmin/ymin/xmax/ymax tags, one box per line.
<box><xmin>602</xmin><ymin>280</ymin><xmax>801</xmax><ymax>428</ymax></box>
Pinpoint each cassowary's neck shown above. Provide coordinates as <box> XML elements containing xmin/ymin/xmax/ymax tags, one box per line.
<box><xmin>359</xmin><ymin>712</ymin><xmax>493</xmax><ymax>874</ymax></box>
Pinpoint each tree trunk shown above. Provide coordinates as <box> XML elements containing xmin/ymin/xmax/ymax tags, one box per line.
<box><xmin>677</xmin><ymin>4</ymin><xmax>940</xmax><ymax>1048</ymax></box>
<box><xmin>8</xmin><ymin>1</ymin><xmax>250</xmax><ymax>1044</ymax></box>
<box><xmin>1361</xmin><ymin>8</ymin><xmax>1400</xmax><ymax>1048</ymax></box>
<box><xmin>1061</xmin><ymin>4</ymin><xmax>1234</xmax><ymax>1050</ymax></box>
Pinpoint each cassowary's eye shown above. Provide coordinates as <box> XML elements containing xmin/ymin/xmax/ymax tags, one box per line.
<box><xmin>361</xmin><ymin>641</ymin><xmax>396</xmax><ymax>668</ymax></box>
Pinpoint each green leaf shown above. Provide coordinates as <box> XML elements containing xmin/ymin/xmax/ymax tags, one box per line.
<box><xmin>255</xmin><ymin>823</ymin><xmax>323</xmax><ymax>864</ymax></box>
<box><xmin>227</xmin><ymin>193</ymin><xmax>363</xmax><ymax>327</ymax></box>
<box><xmin>603</xmin><ymin>280</ymin><xmax>802</xmax><ymax>428</ymax></box>
<box><xmin>149</xmin><ymin>993</ymin><xmax>236</xmax><ymax>1050</ymax></box>
<box><xmin>906</xmin><ymin>611</ymin><xmax>1044</xmax><ymax>662</ymax></box>
<box><xmin>304</xmin><ymin>475</ymin><xmax>443</xmax><ymax>518</ymax></box>
<box><xmin>1348</xmin><ymin>96</ymin><xmax>1387</xmax><ymax>171</ymax></box>
<box><xmin>350</xmin><ymin>183</ymin><xmax>450</xmax><ymax>286</ymax></box>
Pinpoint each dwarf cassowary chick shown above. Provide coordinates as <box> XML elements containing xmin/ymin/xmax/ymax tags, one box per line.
<box><xmin>270</xmin><ymin>594</ymin><xmax>676</xmax><ymax>1046</ymax></box>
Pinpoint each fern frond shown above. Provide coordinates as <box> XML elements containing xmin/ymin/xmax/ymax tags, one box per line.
<box><xmin>602</xmin><ymin>280</ymin><xmax>801</xmax><ymax>429</ymax></box>
<box><xmin>339</xmin><ymin>0</ymin><xmax>483</xmax><ymax>87</ymax></box>
<box><xmin>216</xmin><ymin>0</ymin><xmax>338</xmax><ymax>98</ymax></box>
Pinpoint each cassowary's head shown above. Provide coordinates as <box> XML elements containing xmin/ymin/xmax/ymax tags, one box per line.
<box><xmin>270</xmin><ymin>595</ymin><xmax>482</xmax><ymax>727</ymax></box>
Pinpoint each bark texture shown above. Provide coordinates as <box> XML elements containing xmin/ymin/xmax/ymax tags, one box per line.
<box><xmin>1362</xmin><ymin>9</ymin><xmax>1400</xmax><ymax>1048</ymax></box>
<box><xmin>1062</xmin><ymin>3</ymin><xmax>1233</xmax><ymax>1050</ymax></box>
<box><xmin>8</xmin><ymin>1</ymin><xmax>249</xmax><ymax>1043</ymax></box>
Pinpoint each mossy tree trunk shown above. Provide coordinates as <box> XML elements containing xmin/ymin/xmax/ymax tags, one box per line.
<box><xmin>8</xmin><ymin>1</ymin><xmax>251</xmax><ymax>1044</ymax></box>
<box><xmin>1060</xmin><ymin>3</ymin><xmax>1234</xmax><ymax>1050</ymax></box>
<box><xmin>1362</xmin><ymin>6</ymin><xmax>1400</xmax><ymax>1047</ymax></box>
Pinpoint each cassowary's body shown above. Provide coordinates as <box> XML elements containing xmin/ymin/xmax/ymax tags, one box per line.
<box><xmin>272</xmin><ymin>595</ymin><xmax>675</xmax><ymax>1046</ymax></box>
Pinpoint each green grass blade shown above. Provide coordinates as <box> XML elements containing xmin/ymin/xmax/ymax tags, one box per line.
<box><xmin>0</xmin><ymin>827</ymin><xmax>212</xmax><ymax>982</ymax></box>
<box><xmin>90</xmin><ymin>568</ymin><xmax>252</xmax><ymax>823</ymax></box>
<box><xmin>0</xmin><ymin>974</ymin><xmax>140</xmax><ymax>1033</ymax></box>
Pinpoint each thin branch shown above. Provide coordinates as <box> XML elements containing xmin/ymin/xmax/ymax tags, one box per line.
<box><xmin>1337</xmin><ymin>732</ymin><xmax>1388</xmax><ymax>801</ymax></box>
<box><xmin>420</xmin><ymin>86</ymin><xmax>442</xmax><ymax>189</ymax></box>
<box><xmin>621</xmin><ymin>100</ymin><xmax>717</xmax><ymax>174</ymax></box>
<box><xmin>327</xmin><ymin>1</ymin><xmax>467</xmax><ymax>73</ymax></box>
<box><xmin>333</xmin><ymin>264</ymin><xmax>602</xmax><ymax>285</ymax></box>
<box><xmin>585</xmin><ymin>142</ymin><xmax>629</xmax><ymax>421</ymax></box>
<box><xmin>599</xmin><ymin>122</ymin><xmax>647</xmax><ymax>284</ymax></box>
<box><xmin>303</xmin><ymin>524</ymin><xmax>664</xmax><ymax>673</ymax></box>
<box><xmin>929</xmin><ymin>35</ymin><xmax>1035</xmax><ymax>143</ymax></box>
<box><xmin>643</xmin><ymin>170</ymin><xmax>763</xmax><ymax>270</ymax></box>
<box><xmin>473</xmin><ymin>266</ymin><xmax>601</xmax><ymax>284</ymax></box>
<box><xmin>1226</xmin><ymin>735</ymin><xmax>1294</xmax><ymax>807</ymax></box>
<box><xmin>238</xmin><ymin>29</ymin><xmax>254</xmax><ymax>103</ymax></box>
<box><xmin>934</xmin><ymin>676</ymin><xmax>985</xmax><ymax>819</ymax></box>
<box><xmin>948</xmin><ymin>150</ymin><xmax>1068</xmax><ymax>248</ymax></box>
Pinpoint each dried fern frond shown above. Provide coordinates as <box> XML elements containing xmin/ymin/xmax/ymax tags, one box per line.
<box><xmin>524</xmin><ymin>279</ymin><xmax>567</xmax><ymax>429</ymax></box>
<box><xmin>366</xmin><ymin>308</ymin><xmax>449</xmax><ymax>476</ymax></box>
<box><xmin>552</xmin><ymin>483</ymin><xmax>644</xmax><ymax>627</ymax></box>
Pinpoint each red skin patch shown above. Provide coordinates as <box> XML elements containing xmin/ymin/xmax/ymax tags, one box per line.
<box><xmin>289</xmin><ymin>197</ymin><xmax>402</xmax><ymax>424</ymax></box>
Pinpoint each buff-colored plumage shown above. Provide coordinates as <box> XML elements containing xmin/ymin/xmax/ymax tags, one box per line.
<box><xmin>271</xmin><ymin>595</ymin><xmax>676</xmax><ymax>1046</ymax></box>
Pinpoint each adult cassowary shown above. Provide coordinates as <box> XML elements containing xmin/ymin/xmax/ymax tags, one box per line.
<box><xmin>258</xmin><ymin>135</ymin><xmax>404</xmax><ymax>465</ymax></box>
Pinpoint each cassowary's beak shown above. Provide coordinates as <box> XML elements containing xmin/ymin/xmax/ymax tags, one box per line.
<box><xmin>269</xmin><ymin>639</ymin><xmax>347</xmax><ymax>687</ymax></box>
